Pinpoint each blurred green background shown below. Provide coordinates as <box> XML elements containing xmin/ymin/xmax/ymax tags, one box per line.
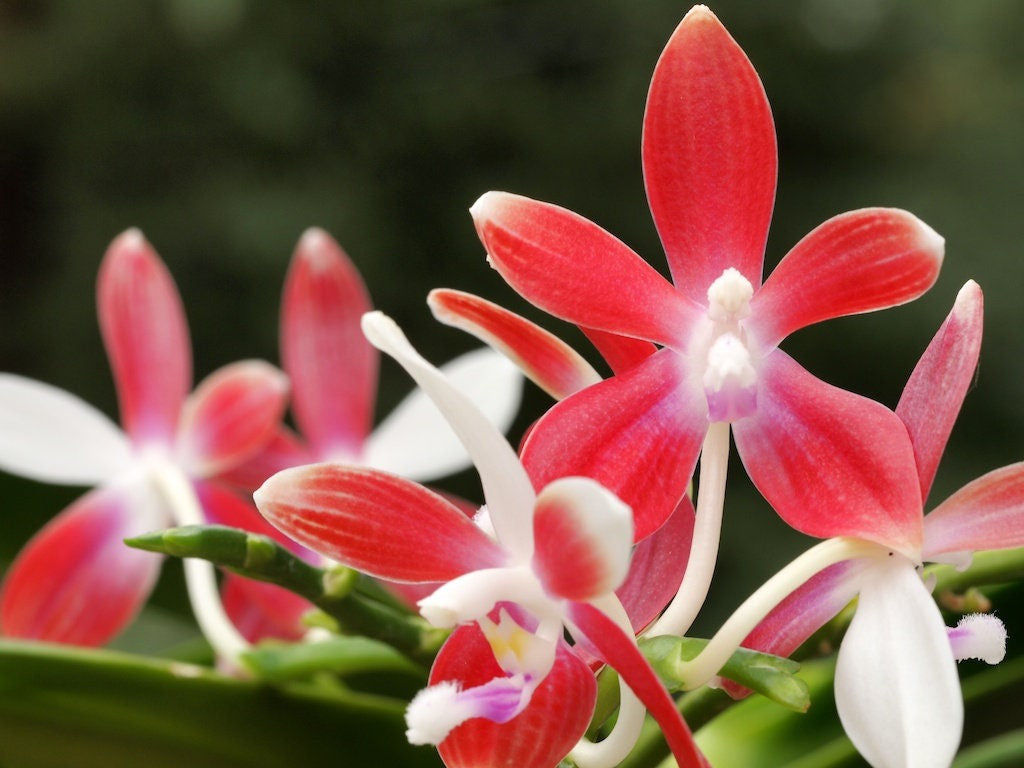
<box><xmin>0</xmin><ymin>0</ymin><xmax>1021</xmax><ymax>699</ymax></box>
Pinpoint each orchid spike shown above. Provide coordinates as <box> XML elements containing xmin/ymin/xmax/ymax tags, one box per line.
<box><xmin>696</xmin><ymin>281</ymin><xmax>1024</xmax><ymax>768</ymax></box>
<box><xmin>470</xmin><ymin>5</ymin><xmax>940</xmax><ymax>560</ymax></box>
<box><xmin>0</xmin><ymin>230</ymin><xmax>288</xmax><ymax>657</ymax></box>
<box><xmin>255</xmin><ymin>311</ymin><xmax>705</xmax><ymax>768</ymax></box>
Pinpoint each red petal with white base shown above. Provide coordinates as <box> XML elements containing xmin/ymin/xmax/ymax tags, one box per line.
<box><xmin>431</xmin><ymin>624</ymin><xmax>596</xmax><ymax>768</ymax></box>
<box><xmin>428</xmin><ymin>288</ymin><xmax>601</xmax><ymax>400</ymax></box>
<box><xmin>97</xmin><ymin>229</ymin><xmax>191</xmax><ymax>446</ymax></box>
<box><xmin>471</xmin><ymin>191</ymin><xmax>698</xmax><ymax>347</ymax></box>
<box><xmin>254</xmin><ymin>463</ymin><xmax>506</xmax><ymax>582</ymax></box>
<box><xmin>896</xmin><ymin>281</ymin><xmax>983</xmax><ymax>503</ymax></box>
<box><xmin>923</xmin><ymin>462</ymin><xmax>1024</xmax><ymax>558</ymax></box>
<box><xmin>617</xmin><ymin>495</ymin><xmax>694</xmax><ymax>633</ymax></box>
<box><xmin>721</xmin><ymin>558</ymin><xmax>867</xmax><ymax>699</ymax></box>
<box><xmin>522</xmin><ymin>348</ymin><xmax>707</xmax><ymax>542</ymax></box>
<box><xmin>567</xmin><ymin>601</ymin><xmax>708</xmax><ymax>768</ymax></box>
<box><xmin>532</xmin><ymin>477</ymin><xmax>633</xmax><ymax>602</ymax></box>
<box><xmin>0</xmin><ymin>485</ymin><xmax>164</xmax><ymax>646</ymax></box>
<box><xmin>642</xmin><ymin>6</ymin><xmax>776</xmax><ymax>298</ymax></box>
<box><xmin>732</xmin><ymin>350</ymin><xmax>923</xmax><ymax>554</ymax></box>
<box><xmin>221</xmin><ymin>572</ymin><xmax>309</xmax><ymax>643</ymax></box>
<box><xmin>282</xmin><ymin>228</ymin><xmax>377</xmax><ymax>459</ymax></box>
<box><xmin>751</xmin><ymin>209</ymin><xmax>945</xmax><ymax>348</ymax></box>
<box><xmin>178</xmin><ymin>361</ymin><xmax>290</xmax><ymax>478</ymax></box>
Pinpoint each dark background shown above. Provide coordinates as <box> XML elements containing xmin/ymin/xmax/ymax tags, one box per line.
<box><xmin>1</xmin><ymin>0</ymin><xmax>1021</xmax><ymax>709</ymax></box>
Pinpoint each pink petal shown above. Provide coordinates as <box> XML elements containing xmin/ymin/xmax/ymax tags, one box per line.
<box><xmin>532</xmin><ymin>478</ymin><xmax>634</xmax><ymax>602</ymax></box>
<box><xmin>580</xmin><ymin>326</ymin><xmax>657</xmax><ymax>376</ymax></box>
<box><xmin>281</xmin><ymin>228</ymin><xmax>377</xmax><ymax>459</ymax></box>
<box><xmin>177</xmin><ymin>361</ymin><xmax>290</xmax><ymax>478</ymax></box>
<box><xmin>896</xmin><ymin>281</ymin><xmax>983</xmax><ymax>503</ymax></box>
<box><xmin>751</xmin><ymin>209</ymin><xmax>945</xmax><ymax>347</ymax></box>
<box><xmin>642</xmin><ymin>6</ymin><xmax>776</xmax><ymax>298</ymax></box>
<box><xmin>617</xmin><ymin>495</ymin><xmax>694</xmax><ymax>633</ymax></box>
<box><xmin>221</xmin><ymin>572</ymin><xmax>310</xmax><ymax>643</ymax></box>
<box><xmin>97</xmin><ymin>229</ymin><xmax>191</xmax><ymax>446</ymax></box>
<box><xmin>215</xmin><ymin>426</ymin><xmax>312</xmax><ymax>492</ymax></box>
<box><xmin>471</xmin><ymin>191</ymin><xmax>698</xmax><ymax>346</ymax></box>
<box><xmin>0</xmin><ymin>485</ymin><xmax>164</xmax><ymax>646</ymax></box>
<box><xmin>254</xmin><ymin>463</ymin><xmax>507</xmax><ymax>583</ymax></box>
<box><xmin>567</xmin><ymin>602</ymin><xmax>707</xmax><ymax>768</ymax></box>
<box><xmin>720</xmin><ymin>558</ymin><xmax>868</xmax><ymax>699</ymax></box>
<box><xmin>522</xmin><ymin>348</ymin><xmax>707</xmax><ymax>542</ymax></box>
<box><xmin>732</xmin><ymin>350</ymin><xmax>923</xmax><ymax>555</ymax></box>
<box><xmin>428</xmin><ymin>288</ymin><xmax>601</xmax><ymax>400</ymax></box>
<box><xmin>432</xmin><ymin>625</ymin><xmax>596</xmax><ymax>768</ymax></box>
<box><xmin>924</xmin><ymin>462</ymin><xmax>1024</xmax><ymax>558</ymax></box>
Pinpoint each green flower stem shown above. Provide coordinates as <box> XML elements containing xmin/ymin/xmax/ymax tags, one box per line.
<box><xmin>242</xmin><ymin>635</ymin><xmax>422</xmax><ymax>682</ymax></box>
<box><xmin>126</xmin><ymin>525</ymin><xmax>447</xmax><ymax>666</ymax></box>
<box><xmin>931</xmin><ymin>547</ymin><xmax>1024</xmax><ymax>593</ymax></box>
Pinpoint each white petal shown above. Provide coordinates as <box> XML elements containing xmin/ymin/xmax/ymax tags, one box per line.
<box><xmin>361</xmin><ymin>312</ymin><xmax>536</xmax><ymax>559</ymax></box>
<box><xmin>835</xmin><ymin>558</ymin><xmax>963</xmax><ymax>768</ymax></box>
<box><xmin>364</xmin><ymin>347</ymin><xmax>523</xmax><ymax>482</ymax></box>
<box><xmin>0</xmin><ymin>374</ymin><xmax>133</xmax><ymax>484</ymax></box>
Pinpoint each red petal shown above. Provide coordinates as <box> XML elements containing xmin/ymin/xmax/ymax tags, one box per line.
<box><xmin>896</xmin><ymin>282</ymin><xmax>982</xmax><ymax>503</ymax></box>
<box><xmin>642</xmin><ymin>6</ymin><xmax>776</xmax><ymax>299</ymax></box>
<box><xmin>522</xmin><ymin>349</ymin><xmax>707</xmax><ymax>542</ymax></box>
<box><xmin>254</xmin><ymin>463</ymin><xmax>506</xmax><ymax>582</ymax></box>
<box><xmin>580</xmin><ymin>326</ymin><xmax>657</xmax><ymax>375</ymax></box>
<box><xmin>97</xmin><ymin>230</ymin><xmax>191</xmax><ymax>446</ymax></box>
<box><xmin>282</xmin><ymin>229</ymin><xmax>377</xmax><ymax>459</ymax></box>
<box><xmin>752</xmin><ymin>209</ymin><xmax>945</xmax><ymax>347</ymax></box>
<box><xmin>221</xmin><ymin>572</ymin><xmax>310</xmax><ymax>643</ymax></box>
<box><xmin>0</xmin><ymin>486</ymin><xmax>163</xmax><ymax>646</ymax></box>
<box><xmin>567</xmin><ymin>602</ymin><xmax>707</xmax><ymax>768</ymax></box>
<box><xmin>471</xmin><ymin>192</ymin><xmax>697</xmax><ymax>346</ymax></box>
<box><xmin>432</xmin><ymin>625</ymin><xmax>596</xmax><ymax>768</ymax></box>
<box><xmin>732</xmin><ymin>350</ymin><xmax>923</xmax><ymax>554</ymax></box>
<box><xmin>617</xmin><ymin>495</ymin><xmax>694</xmax><ymax>633</ymax></box>
<box><xmin>215</xmin><ymin>427</ymin><xmax>312</xmax><ymax>492</ymax></box>
<box><xmin>924</xmin><ymin>463</ymin><xmax>1024</xmax><ymax>558</ymax></box>
<box><xmin>178</xmin><ymin>361</ymin><xmax>289</xmax><ymax>478</ymax></box>
<box><xmin>429</xmin><ymin>289</ymin><xmax>601</xmax><ymax>401</ymax></box>
<box><xmin>720</xmin><ymin>558</ymin><xmax>867</xmax><ymax>699</ymax></box>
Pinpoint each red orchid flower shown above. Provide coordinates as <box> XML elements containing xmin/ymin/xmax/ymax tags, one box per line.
<box><xmin>255</xmin><ymin>312</ymin><xmax>706</xmax><ymax>768</ymax></box>
<box><xmin>469</xmin><ymin>5</ymin><xmax>943</xmax><ymax>557</ymax></box>
<box><xmin>220</xmin><ymin>230</ymin><xmax>525</xmax><ymax>640</ymax></box>
<box><xmin>692</xmin><ymin>282</ymin><xmax>1023</xmax><ymax>768</ymax></box>
<box><xmin>0</xmin><ymin>230</ymin><xmax>288</xmax><ymax>648</ymax></box>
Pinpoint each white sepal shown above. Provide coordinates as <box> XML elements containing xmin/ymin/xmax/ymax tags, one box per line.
<box><xmin>835</xmin><ymin>557</ymin><xmax>963</xmax><ymax>768</ymax></box>
<box><xmin>0</xmin><ymin>374</ymin><xmax>133</xmax><ymax>485</ymax></box>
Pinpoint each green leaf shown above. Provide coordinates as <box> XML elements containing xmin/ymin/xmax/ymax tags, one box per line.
<box><xmin>0</xmin><ymin>640</ymin><xmax>441</xmax><ymax>768</ymax></box>
<box><xmin>641</xmin><ymin>635</ymin><xmax>810</xmax><ymax>713</ymax></box>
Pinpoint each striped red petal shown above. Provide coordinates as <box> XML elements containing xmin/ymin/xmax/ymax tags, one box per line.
<box><xmin>751</xmin><ymin>208</ymin><xmax>944</xmax><ymax>348</ymax></box>
<box><xmin>254</xmin><ymin>463</ymin><xmax>506</xmax><ymax>583</ymax></box>
<box><xmin>733</xmin><ymin>350</ymin><xmax>923</xmax><ymax>555</ymax></box>
<box><xmin>896</xmin><ymin>281</ymin><xmax>983</xmax><ymax>503</ymax></box>
<box><xmin>0</xmin><ymin>485</ymin><xmax>164</xmax><ymax>646</ymax></box>
<box><xmin>428</xmin><ymin>288</ymin><xmax>601</xmax><ymax>401</ymax></box>
<box><xmin>642</xmin><ymin>6</ymin><xmax>776</xmax><ymax>299</ymax></box>
<box><xmin>522</xmin><ymin>348</ymin><xmax>707</xmax><ymax>542</ymax></box>
<box><xmin>177</xmin><ymin>361</ymin><xmax>289</xmax><ymax>478</ymax></box>
<box><xmin>432</xmin><ymin>625</ymin><xmax>596</xmax><ymax>768</ymax></box>
<box><xmin>471</xmin><ymin>191</ymin><xmax>697</xmax><ymax>347</ymax></box>
<box><xmin>924</xmin><ymin>463</ymin><xmax>1024</xmax><ymax>559</ymax></box>
<box><xmin>97</xmin><ymin>230</ymin><xmax>191</xmax><ymax>447</ymax></box>
<box><xmin>281</xmin><ymin>228</ymin><xmax>377</xmax><ymax>459</ymax></box>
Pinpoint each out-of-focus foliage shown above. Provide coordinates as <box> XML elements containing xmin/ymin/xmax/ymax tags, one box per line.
<box><xmin>1</xmin><ymin>0</ymin><xmax>1021</xmax><ymax>628</ymax></box>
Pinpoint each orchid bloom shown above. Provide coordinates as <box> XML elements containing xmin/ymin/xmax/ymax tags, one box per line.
<box><xmin>0</xmin><ymin>230</ymin><xmax>287</xmax><ymax>656</ymax></box>
<box><xmin>220</xmin><ymin>229</ymin><xmax>524</xmax><ymax>639</ymax></box>
<box><xmin>469</xmin><ymin>5</ymin><xmax>943</xmax><ymax>638</ymax></box>
<box><xmin>677</xmin><ymin>282</ymin><xmax>1021</xmax><ymax>768</ymax></box>
<box><xmin>255</xmin><ymin>311</ymin><xmax>705</xmax><ymax>768</ymax></box>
